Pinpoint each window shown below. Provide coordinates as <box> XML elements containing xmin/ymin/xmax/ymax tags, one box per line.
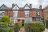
<box><xmin>13</xmin><ymin>11</ymin><xmax>18</xmax><ymax>17</ymax></box>
<box><xmin>25</xmin><ymin>11</ymin><xmax>29</xmax><ymax>17</ymax></box>
<box><xmin>36</xmin><ymin>11</ymin><xmax>40</xmax><ymax>16</ymax></box>
<box><xmin>0</xmin><ymin>11</ymin><xmax>4</xmax><ymax>16</ymax></box>
<box><xmin>36</xmin><ymin>18</ymin><xmax>40</xmax><ymax>21</ymax></box>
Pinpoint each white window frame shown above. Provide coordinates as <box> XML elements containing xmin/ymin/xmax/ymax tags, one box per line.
<box><xmin>0</xmin><ymin>11</ymin><xmax>5</xmax><ymax>17</ymax></box>
<box><xmin>25</xmin><ymin>11</ymin><xmax>29</xmax><ymax>17</ymax></box>
<box><xmin>13</xmin><ymin>11</ymin><xmax>18</xmax><ymax>18</ymax></box>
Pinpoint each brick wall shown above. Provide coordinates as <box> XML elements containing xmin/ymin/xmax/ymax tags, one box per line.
<box><xmin>40</xmin><ymin>10</ymin><xmax>43</xmax><ymax>17</ymax></box>
<box><xmin>43</xmin><ymin>8</ymin><xmax>48</xmax><ymax>21</ymax></box>
<box><xmin>29</xmin><ymin>10</ymin><xmax>36</xmax><ymax>17</ymax></box>
<box><xmin>4</xmin><ymin>11</ymin><xmax>13</xmax><ymax>17</ymax></box>
<box><xmin>18</xmin><ymin>11</ymin><xmax>25</xmax><ymax>18</ymax></box>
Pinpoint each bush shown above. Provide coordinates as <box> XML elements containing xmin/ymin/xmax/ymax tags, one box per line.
<box><xmin>1</xmin><ymin>15</ymin><xmax>10</xmax><ymax>26</ymax></box>
<box><xmin>46</xmin><ymin>19</ymin><xmax>48</xmax><ymax>28</ymax></box>
<box><xmin>0</xmin><ymin>27</ymin><xmax>10</xmax><ymax>32</ymax></box>
<box><xmin>24</xmin><ymin>22</ymin><xmax>45</xmax><ymax>32</ymax></box>
<box><xmin>14</xmin><ymin>22</ymin><xmax>22</xmax><ymax>32</ymax></box>
<box><xmin>0</xmin><ymin>26</ymin><xmax>14</xmax><ymax>32</ymax></box>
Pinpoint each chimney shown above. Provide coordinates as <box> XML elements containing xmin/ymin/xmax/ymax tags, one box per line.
<box><xmin>12</xmin><ymin>3</ymin><xmax>15</xmax><ymax>8</ymax></box>
<box><xmin>39</xmin><ymin>5</ymin><xmax>42</xmax><ymax>9</ymax></box>
<box><xmin>29</xmin><ymin>4</ymin><xmax>32</xmax><ymax>8</ymax></box>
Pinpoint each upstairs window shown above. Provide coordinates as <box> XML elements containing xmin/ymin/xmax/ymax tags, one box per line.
<box><xmin>25</xmin><ymin>11</ymin><xmax>29</xmax><ymax>17</ymax></box>
<box><xmin>13</xmin><ymin>11</ymin><xmax>18</xmax><ymax>17</ymax></box>
<box><xmin>36</xmin><ymin>11</ymin><xmax>40</xmax><ymax>16</ymax></box>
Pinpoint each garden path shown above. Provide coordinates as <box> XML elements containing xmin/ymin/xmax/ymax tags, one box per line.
<box><xmin>19</xmin><ymin>27</ymin><xmax>48</xmax><ymax>32</ymax></box>
<box><xmin>19</xmin><ymin>27</ymin><xmax>25</xmax><ymax>32</ymax></box>
<box><xmin>43</xmin><ymin>28</ymin><xmax>48</xmax><ymax>32</ymax></box>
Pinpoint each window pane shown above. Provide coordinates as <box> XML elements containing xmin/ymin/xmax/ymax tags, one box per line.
<box><xmin>36</xmin><ymin>18</ymin><xmax>40</xmax><ymax>21</ymax></box>
<box><xmin>25</xmin><ymin>12</ymin><xmax>29</xmax><ymax>17</ymax></box>
<box><xmin>14</xmin><ymin>12</ymin><xmax>17</xmax><ymax>17</ymax></box>
<box><xmin>0</xmin><ymin>12</ymin><xmax>4</xmax><ymax>15</ymax></box>
<box><xmin>36</xmin><ymin>11</ymin><xmax>40</xmax><ymax>16</ymax></box>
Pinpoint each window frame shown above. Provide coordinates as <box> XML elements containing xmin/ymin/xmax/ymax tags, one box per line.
<box><xmin>25</xmin><ymin>11</ymin><xmax>29</xmax><ymax>17</ymax></box>
<box><xmin>0</xmin><ymin>11</ymin><xmax>5</xmax><ymax>16</ymax></box>
<box><xmin>36</xmin><ymin>11</ymin><xmax>40</xmax><ymax>16</ymax></box>
<box><xmin>13</xmin><ymin>11</ymin><xmax>18</xmax><ymax>18</ymax></box>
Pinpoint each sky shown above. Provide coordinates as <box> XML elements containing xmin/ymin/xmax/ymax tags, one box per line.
<box><xmin>0</xmin><ymin>0</ymin><xmax>48</xmax><ymax>8</ymax></box>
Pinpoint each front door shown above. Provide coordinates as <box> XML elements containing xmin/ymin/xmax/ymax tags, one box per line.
<box><xmin>22</xmin><ymin>20</ymin><xmax>24</xmax><ymax>26</ymax></box>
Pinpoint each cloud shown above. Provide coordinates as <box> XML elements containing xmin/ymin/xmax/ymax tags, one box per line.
<box><xmin>0</xmin><ymin>0</ymin><xmax>48</xmax><ymax>8</ymax></box>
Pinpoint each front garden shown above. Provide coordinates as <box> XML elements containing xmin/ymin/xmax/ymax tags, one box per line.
<box><xmin>0</xmin><ymin>15</ymin><xmax>48</xmax><ymax>32</ymax></box>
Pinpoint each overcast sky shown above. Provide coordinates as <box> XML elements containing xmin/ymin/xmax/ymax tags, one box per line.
<box><xmin>0</xmin><ymin>0</ymin><xmax>48</xmax><ymax>8</ymax></box>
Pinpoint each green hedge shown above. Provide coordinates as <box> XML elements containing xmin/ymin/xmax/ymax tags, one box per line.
<box><xmin>0</xmin><ymin>27</ymin><xmax>13</xmax><ymax>32</ymax></box>
<box><xmin>46</xmin><ymin>19</ymin><xmax>48</xmax><ymax>28</ymax></box>
<box><xmin>24</xmin><ymin>22</ymin><xmax>45</xmax><ymax>32</ymax></box>
<box><xmin>0</xmin><ymin>23</ymin><xmax>14</xmax><ymax>32</ymax></box>
<box><xmin>14</xmin><ymin>22</ymin><xmax>22</xmax><ymax>32</ymax></box>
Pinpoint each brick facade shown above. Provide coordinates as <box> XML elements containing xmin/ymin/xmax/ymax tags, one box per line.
<box><xmin>18</xmin><ymin>11</ymin><xmax>25</xmax><ymax>18</ymax></box>
<box><xmin>0</xmin><ymin>4</ymin><xmax>48</xmax><ymax>22</ymax></box>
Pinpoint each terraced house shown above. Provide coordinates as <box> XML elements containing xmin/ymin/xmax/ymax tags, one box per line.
<box><xmin>0</xmin><ymin>4</ymin><xmax>47</xmax><ymax>23</ymax></box>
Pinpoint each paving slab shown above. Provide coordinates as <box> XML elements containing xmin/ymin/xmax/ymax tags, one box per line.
<box><xmin>19</xmin><ymin>27</ymin><xmax>25</xmax><ymax>32</ymax></box>
<box><xmin>43</xmin><ymin>28</ymin><xmax>48</xmax><ymax>32</ymax></box>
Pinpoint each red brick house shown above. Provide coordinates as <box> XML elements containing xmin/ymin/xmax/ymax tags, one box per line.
<box><xmin>0</xmin><ymin>4</ymin><xmax>44</xmax><ymax>23</ymax></box>
<box><xmin>43</xmin><ymin>6</ymin><xmax>48</xmax><ymax>21</ymax></box>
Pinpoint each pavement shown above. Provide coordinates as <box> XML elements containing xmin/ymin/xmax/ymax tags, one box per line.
<box><xmin>43</xmin><ymin>28</ymin><xmax>48</xmax><ymax>32</ymax></box>
<box><xmin>19</xmin><ymin>27</ymin><xmax>48</xmax><ymax>32</ymax></box>
<box><xmin>19</xmin><ymin>27</ymin><xmax>25</xmax><ymax>32</ymax></box>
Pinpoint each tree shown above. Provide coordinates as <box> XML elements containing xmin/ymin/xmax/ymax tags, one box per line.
<box><xmin>1</xmin><ymin>14</ymin><xmax>10</xmax><ymax>26</ymax></box>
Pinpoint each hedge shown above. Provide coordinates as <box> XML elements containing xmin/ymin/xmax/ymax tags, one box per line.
<box><xmin>24</xmin><ymin>22</ymin><xmax>45</xmax><ymax>32</ymax></box>
<box><xmin>14</xmin><ymin>22</ymin><xmax>22</xmax><ymax>32</ymax></box>
<box><xmin>0</xmin><ymin>27</ymin><xmax>14</xmax><ymax>32</ymax></box>
<box><xmin>46</xmin><ymin>19</ymin><xmax>48</xmax><ymax>28</ymax></box>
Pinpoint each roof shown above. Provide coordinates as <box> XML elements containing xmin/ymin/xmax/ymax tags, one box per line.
<box><xmin>0</xmin><ymin>4</ymin><xmax>42</xmax><ymax>11</ymax></box>
<box><xmin>0</xmin><ymin>4</ymin><xmax>12</xmax><ymax>10</ymax></box>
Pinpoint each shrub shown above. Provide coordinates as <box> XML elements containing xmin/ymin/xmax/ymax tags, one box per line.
<box><xmin>24</xmin><ymin>22</ymin><xmax>45</xmax><ymax>32</ymax></box>
<box><xmin>0</xmin><ymin>27</ymin><xmax>10</xmax><ymax>32</ymax></box>
<box><xmin>14</xmin><ymin>22</ymin><xmax>22</xmax><ymax>32</ymax></box>
<box><xmin>46</xmin><ymin>19</ymin><xmax>48</xmax><ymax>28</ymax></box>
<box><xmin>0</xmin><ymin>15</ymin><xmax>14</xmax><ymax>32</ymax></box>
<box><xmin>1</xmin><ymin>14</ymin><xmax>10</xmax><ymax>26</ymax></box>
<box><xmin>0</xmin><ymin>26</ymin><xmax>14</xmax><ymax>32</ymax></box>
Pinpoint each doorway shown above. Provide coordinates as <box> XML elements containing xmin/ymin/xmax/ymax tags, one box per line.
<box><xmin>22</xmin><ymin>19</ymin><xmax>24</xmax><ymax>26</ymax></box>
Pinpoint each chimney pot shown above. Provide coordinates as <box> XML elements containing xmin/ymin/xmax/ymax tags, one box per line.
<box><xmin>12</xmin><ymin>3</ymin><xmax>15</xmax><ymax>8</ymax></box>
<box><xmin>39</xmin><ymin>5</ymin><xmax>42</xmax><ymax>9</ymax></box>
<box><xmin>29</xmin><ymin>4</ymin><xmax>32</xmax><ymax>8</ymax></box>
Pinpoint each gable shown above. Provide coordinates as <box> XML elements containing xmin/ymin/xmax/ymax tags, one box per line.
<box><xmin>0</xmin><ymin>4</ymin><xmax>9</xmax><ymax>9</ymax></box>
<box><xmin>13</xmin><ymin>6</ymin><xmax>19</xmax><ymax>9</ymax></box>
<box><xmin>24</xmin><ymin>4</ymin><xmax>30</xmax><ymax>9</ymax></box>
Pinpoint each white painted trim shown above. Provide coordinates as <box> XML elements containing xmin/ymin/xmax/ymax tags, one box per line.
<box><xmin>17</xmin><ymin>18</ymin><xmax>25</xmax><ymax>19</ymax></box>
<box><xmin>13</xmin><ymin>11</ymin><xmax>18</xmax><ymax>12</ymax></box>
<box><xmin>0</xmin><ymin>11</ymin><xmax>5</xmax><ymax>12</ymax></box>
<box><xmin>24</xmin><ymin>11</ymin><xmax>29</xmax><ymax>12</ymax></box>
<box><xmin>13</xmin><ymin>11</ymin><xmax>18</xmax><ymax>17</ymax></box>
<box><xmin>13</xmin><ymin>18</ymin><xmax>25</xmax><ymax>19</ymax></box>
